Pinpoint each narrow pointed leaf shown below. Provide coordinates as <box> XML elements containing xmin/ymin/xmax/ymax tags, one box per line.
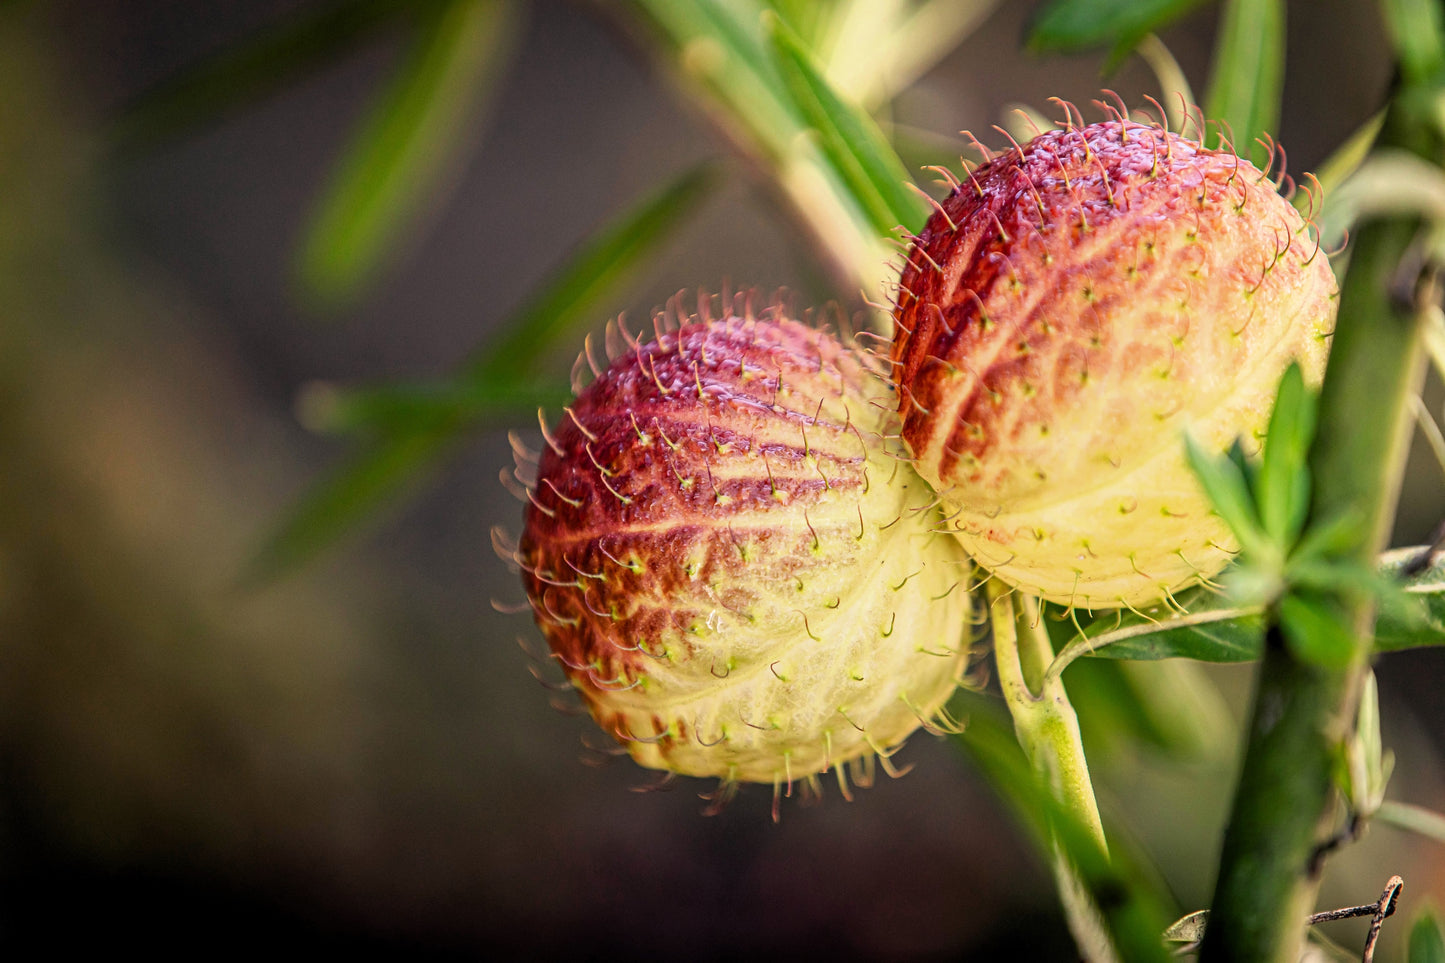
<box><xmin>254</xmin><ymin>164</ymin><xmax>714</xmax><ymax>577</ymax></box>
<box><xmin>1410</xmin><ymin>909</ymin><xmax>1445</xmax><ymax>963</ymax></box>
<box><xmin>1184</xmin><ymin>432</ymin><xmax>1270</xmax><ymax>558</ymax></box>
<box><xmin>1383</xmin><ymin>0</ymin><xmax>1445</xmax><ymax>86</ymax></box>
<box><xmin>296</xmin><ymin>0</ymin><xmax>520</xmax><ymax>308</ymax></box>
<box><xmin>620</xmin><ymin>0</ymin><xmax>797</xmax><ymax>157</ymax></box>
<box><xmin>1204</xmin><ymin>0</ymin><xmax>1285</xmax><ymax>167</ymax></box>
<box><xmin>1378</xmin><ymin>801</ymin><xmax>1445</xmax><ymax>845</ymax></box>
<box><xmin>1054</xmin><ymin>590</ymin><xmax>1266</xmax><ymax>665</ymax></box>
<box><xmin>1376</xmin><ymin>547</ymin><xmax>1445</xmax><ymax>650</ymax></box>
<box><xmin>1027</xmin><ymin>0</ymin><xmax>1207</xmax><ymax>55</ymax></box>
<box><xmin>764</xmin><ymin>10</ymin><xmax>927</xmax><ymax>235</ymax></box>
<box><xmin>300</xmin><ymin>377</ymin><xmax>571</xmax><ymax>436</ymax></box>
<box><xmin>248</xmin><ymin>426</ymin><xmax>455</xmax><ymax>581</ymax></box>
<box><xmin>1256</xmin><ymin>363</ymin><xmax>1315</xmax><ymax>547</ymax></box>
<box><xmin>950</xmin><ymin>696</ymin><xmax>1174</xmax><ymax>962</ymax></box>
<box><xmin>114</xmin><ymin>0</ymin><xmax>422</xmax><ymax>149</ymax></box>
<box><xmin>467</xmin><ymin>163</ymin><xmax>715</xmax><ymax>379</ymax></box>
<box><xmin>1066</xmin><ymin>656</ymin><xmax>1231</xmax><ymax>758</ymax></box>
<box><xmin>1278</xmin><ymin>592</ymin><xmax>1356</xmax><ymax>669</ymax></box>
<box><xmin>1047</xmin><ymin>548</ymin><xmax>1445</xmax><ymax>666</ymax></box>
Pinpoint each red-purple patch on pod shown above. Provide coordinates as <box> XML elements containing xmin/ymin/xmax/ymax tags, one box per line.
<box><xmin>892</xmin><ymin>119</ymin><xmax>1337</xmax><ymax>608</ymax></box>
<box><xmin>517</xmin><ymin>313</ymin><xmax>972</xmax><ymax>790</ymax></box>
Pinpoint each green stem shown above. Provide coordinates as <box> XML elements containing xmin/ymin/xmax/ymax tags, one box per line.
<box><xmin>988</xmin><ymin>580</ymin><xmax>1115</xmax><ymax>961</ymax></box>
<box><xmin>1199</xmin><ymin>86</ymin><xmax>1436</xmax><ymax>960</ymax></box>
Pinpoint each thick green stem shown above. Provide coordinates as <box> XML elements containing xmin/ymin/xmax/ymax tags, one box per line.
<box><xmin>1200</xmin><ymin>88</ymin><xmax>1435</xmax><ymax>960</ymax></box>
<box><xmin>989</xmin><ymin>581</ymin><xmax>1115</xmax><ymax>961</ymax></box>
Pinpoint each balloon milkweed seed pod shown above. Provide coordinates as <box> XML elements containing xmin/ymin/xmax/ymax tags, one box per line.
<box><xmin>513</xmin><ymin>306</ymin><xmax>972</xmax><ymax>797</ymax></box>
<box><xmin>892</xmin><ymin>116</ymin><xmax>1338</xmax><ymax>609</ymax></box>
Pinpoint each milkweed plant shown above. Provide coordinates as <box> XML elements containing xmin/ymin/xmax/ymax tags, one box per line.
<box><xmin>159</xmin><ymin>0</ymin><xmax>1445</xmax><ymax>959</ymax></box>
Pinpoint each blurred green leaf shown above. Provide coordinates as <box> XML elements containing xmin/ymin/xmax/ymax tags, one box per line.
<box><xmin>1204</xmin><ymin>0</ymin><xmax>1285</xmax><ymax>167</ymax></box>
<box><xmin>1135</xmin><ymin>34</ymin><xmax>1195</xmax><ymax>128</ymax></box>
<box><xmin>1278</xmin><ymin>592</ymin><xmax>1356</xmax><ymax>668</ymax></box>
<box><xmin>622</xmin><ymin>0</ymin><xmax>797</xmax><ymax>157</ymax></box>
<box><xmin>1256</xmin><ymin>364</ymin><xmax>1315</xmax><ymax>548</ymax></box>
<box><xmin>768</xmin><ymin>0</ymin><xmax>836</xmax><ymax>47</ymax></box>
<box><xmin>1066</xmin><ymin>656</ymin><xmax>1231</xmax><ymax>759</ymax></box>
<box><xmin>1028</xmin><ymin>0</ymin><xmax>1207</xmax><ymax>59</ymax></box>
<box><xmin>296</xmin><ymin>0</ymin><xmax>520</xmax><ymax>309</ymax></box>
<box><xmin>1409</xmin><ymin>908</ymin><xmax>1445</xmax><ymax>963</ymax></box>
<box><xmin>1321</xmin><ymin>148</ymin><xmax>1445</xmax><ymax>247</ymax></box>
<box><xmin>1336</xmin><ymin>670</ymin><xmax>1393</xmax><ymax>817</ymax></box>
<box><xmin>1426</xmin><ymin>305</ymin><xmax>1445</xmax><ymax>380</ymax></box>
<box><xmin>828</xmin><ymin>0</ymin><xmax>1000</xmax><ymax>109</ymax></box>
<box><xmin>617</xmin><ymin>0</ymin><xmax>907</xmax><ymax>300</ymax></box>
<box><xmin>950</xmin><ymin>695</ymin><xmax>1174</xmax><ymax>963</ymax></box>
<box><xmin>249</xmin><ymin>425</ymin><xmax>456</xmax><ymax>581</ymax></box>
<box><xmin>1378</xmin><ymin>800</ymin><xmax>1445</xmax><ymax>844</ymax></box>
<box><xmin>1384</xmin><ymin>0</ymin><xmax>1445</xmax><ymax>86</ymax></box>
<box><xmin>764</xmin><ymin>10</ymin><xmax>926</xmax><ymax>235</ymax></box>
<box><xmin>468</xmin><ymin>163</ymin><xmax>716</xmax><ymax>379</ymax></box>
<box><xmin>1043</xmin><ymin>548</ymin><xmax>1445</xmax><ymax>669</ymax></box>
<box><xmin>253</xmin><ymin>163</ymin><xmax>715</xmax><ymax>578</ymax></box>
<box><xmin>1184</xmin><ymin>433</ymin><xmax>1270</xmax><ymax>559</ymax></box>
<box><xmin>298</xmin><ymin>376</ymin><xmax>571</xmax><ymax>437</ymax></box>
<box><xmin>1306</xmin><ymin>111</ymin><xmax>1384</xmax><ymax>207</ymax></box>
<box><xmin>113</xmin><ymin>0</ymin><xmax>423</xmax><ymax>149</ymax></box>
<box><xmin>1377</xmin><ymin>546</ymin><xmax>1445</xmax><ymax>649</ymax></box>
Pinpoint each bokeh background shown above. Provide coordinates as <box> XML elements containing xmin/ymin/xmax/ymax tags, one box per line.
<box><xmin>1</xmin><ymin>0</ymin><xmax>1442</xmax><ymax>958</ymax></box>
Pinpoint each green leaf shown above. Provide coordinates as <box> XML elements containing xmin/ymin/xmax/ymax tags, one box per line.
<box><xmin>763</xmin><ymin>10</ymin><xmax>927</xmax><ymax>235</ymax></box>
<box><xmin>252</xmin><ymin>164</ymin><xmax>714</xmax><ymax>578</ymax></box>
<box><xmin>1320</xmin><ymin>149</ymin><xmax>1445</xmax><ymax>247</ymax></box>
<box><xmin>1066</xmin><ymin>656</ymin><xmax>1232</xmax><ymax>759</ymax></box>
<box><xmin>1409</xmin><ymin>908</ymin><xmax>1445</xmax><ymax>963</ymax></box>
<box><xmin>113</xmin><ymin>0</ymin><xmax>422</xmax><ymax>150</ymax></box>
<box><xmin>1288</xmin><ymin>510</ymin><xmax>1367</xmax><ymax>567</ymax></box>
<box><xmin>467</xmin><ymin>163</ymin><xmax>716</xmax><ymax>379</ymax></box>
<box><xmin>1028</xmin><ymin>0</ymin><xmax>1208</xmax><ymax>58</ymax></box>
<box><xmin>298</xmin><ymin>376</ymin><xmax>572</xmax><ymax>436</ymax></box>
<box><xmin>1338</xmin><ymin>670</ymin><xmax>1393</xmax><ymax>816</ymax></box>
<box><xmin>295</xmin><ymin>0</ymin><xmax>521</xmax><ymax>309</ymax></box>
<box><xmin>1256</xmin><ymin>364</ymin><xmax>1316</xmax><ymax>548</ymax></box>
<box><xmin>617</xmin><ymin>0</ymin><xmax>902</xmax><ymax>300</ymax></box>
<box><xmin>1376</xmin><ymin>546</ymin><xmax>1445</xmax><ymax>651</ymax></box>
<box><xmin>621</xmin><ymin>0</ymin><xmax>798</xmax><ymax>157</ymax></box>
<box><xmin>950</xmin><ymin>695</ymin><xmax>1174</xmax><ymax>962</ymax></box>
<box><xmin>1378</xmin><ymin>800</ymin><xmax>1445</xmax><ymax>844</ymax></box>
<box><xmin>1279</xmin><ymin>591</ymin><xmax>1356</xmax><ymax>669</ymax></box>
<box><xmin>1044</xmin><ymin>547</ymin><xmax>1445</xmax><ymax>669</ymax></box>
<box><xmin>1056</xmin><ymin>590</ymin><xmax>1266</xmax><ymax>665</ymax></box>
<box><xmin>248</xmin><ymin>425</ymin><xmax>456</xmax><ymax>581</ymax></box>
<box><xmin>1384</xmin><ymin>0</ymin><xmax>1445</xmax><ymax>87</ymax></box>
<box><xmin>1204</xmin><ymin>0</ymin><xmax>1285</xmax><ymax>168</ymax></box>
<box><xmin>1184</xmin><ymin>432</ymin><xmax>1270</xmax><ymax>560</ymax></box>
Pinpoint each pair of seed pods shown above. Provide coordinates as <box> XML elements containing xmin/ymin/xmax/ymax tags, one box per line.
<box><xmin>514</xmin><ymin>119</ymin><xmax>1337</xmax><ymax>789</ymax></box>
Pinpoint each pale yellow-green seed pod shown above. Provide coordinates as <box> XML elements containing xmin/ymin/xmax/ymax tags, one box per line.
<box><xmin>516</xmin><ymin>311</ymin><xmax>972</xmax><ymax>789</ymax></box>
<box><xmin>893</xmin><ymin>120</ymin><xmax>1337</xmax><ymax>608</ymax></box>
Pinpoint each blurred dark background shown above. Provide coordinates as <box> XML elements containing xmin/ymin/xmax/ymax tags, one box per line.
<box><xmin>1</xmin><ymin>0</ymin><xmax>1442</xmax><ymax>958</ymax></box>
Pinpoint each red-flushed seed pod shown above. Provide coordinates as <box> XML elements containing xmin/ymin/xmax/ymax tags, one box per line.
<box><xmin>517</xmin><ymin>313</ymin><xmax>971</xmax><ymax>788</ymax></box>
<box><xmin>893</xmin><ymin>119</ymin><xmax>1337</xmax><ymax>608</ymax></box>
